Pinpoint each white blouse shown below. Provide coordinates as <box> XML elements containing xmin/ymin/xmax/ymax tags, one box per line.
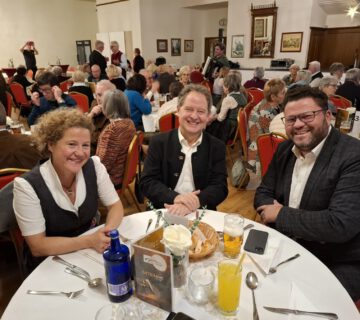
<box><xmin>13</xmin><ymin>156</ymin><xmax>119</xmax><ymax>236</ymax></box>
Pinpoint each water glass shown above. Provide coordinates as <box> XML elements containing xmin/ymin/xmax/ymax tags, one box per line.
<box><xmin>188</xmin><ymin>267</ymin><xmax>214</xmax><ymax>304</ymax></box>
<box><xmin>223</xmin><ymin>214</ymin><xmax>244</xmax><ymax>258</ymax></box>
<box><xmin>95</xmin><ymin>304</ymin><xmax>126</xmax><ymax>320</ymax></box>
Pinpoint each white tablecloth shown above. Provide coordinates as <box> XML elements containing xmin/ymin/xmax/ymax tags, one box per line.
<box><xmin>2</xmin><ymin>210</ymin><xmax>359</xmax><ymax>320</ymax></box>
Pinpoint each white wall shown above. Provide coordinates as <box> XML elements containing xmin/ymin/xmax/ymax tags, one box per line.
<box><xmin>0</xmin><ymin>0</ymin><xmax>98</xmax><ymax>68</ymax></box>
<box><xmin>326</xmin><ymin>14</ymin><xmax>360</xmax><ymax>28</ymax></box>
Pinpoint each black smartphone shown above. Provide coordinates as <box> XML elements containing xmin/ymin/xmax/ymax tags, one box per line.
<box><xmin>244</xmin><ymin>229</ymin><xmax>269</xmax><ymax>255</ymax></box>
<box><xmin>166</xmin><ymin>312</ymin><xmax>196</xmax><ymax>320</ymax></box>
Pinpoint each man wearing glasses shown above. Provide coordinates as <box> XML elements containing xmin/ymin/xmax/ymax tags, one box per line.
<box><xmin>255</xmin><ymin>86</ymin><xmax>360</xmax><ymax>301</ymax></box>
<box><xmin>28</xmin><ymin>72</ymin><xmax>76</xmax><ymax>126</ymax></box>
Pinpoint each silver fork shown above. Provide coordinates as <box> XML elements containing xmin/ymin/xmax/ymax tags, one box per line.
<box><xmin>269</xmin><ymin>253</ymin><xmax>300</xmax><ymax>274</ymax></box>
<box><xmin>27</xmin><ymin>289</ymin><xmax>84</xmax><ymax>299</ymax></box>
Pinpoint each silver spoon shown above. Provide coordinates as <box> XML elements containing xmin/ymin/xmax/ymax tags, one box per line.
<box><xmin>269</xmin><ymin>253</ymin><xmax>300</xmax><ymax>274</ymax></box>
<box><xmin>145</xmin><ymin>218</ymin><xmax>153</xmax><ymax>233</ymax></box>
<box><xmin>246</xmin><ymin>272</ymin><xmax>259</xmax><ymax>320</ymax></box>
<box><xmin>65</xmin><ymin>267</ymin><xmax>102</xmax><ymax>288</ymax></box>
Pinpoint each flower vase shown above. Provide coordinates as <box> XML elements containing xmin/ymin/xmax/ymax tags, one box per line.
<box><xmin>169</xmin><ymin>250</ymin><xmax>189</xmax><ymax>288</ymax></box>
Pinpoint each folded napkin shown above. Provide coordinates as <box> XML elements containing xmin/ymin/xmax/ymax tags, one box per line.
<box><xmin>246</xmin><ymin>236</ymin><xmax>282</xmax><ymax>275</ymax></box>
<box><xmin>288</xmin><ymin>282</ymin><xmax>317</xmax><ymax>320</ymax></box>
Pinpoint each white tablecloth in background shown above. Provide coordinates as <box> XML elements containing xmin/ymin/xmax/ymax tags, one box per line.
<box><xmin>2</xmin><ymin>210</ymin><xmax>359</xmax><ymax>320</ymax></box>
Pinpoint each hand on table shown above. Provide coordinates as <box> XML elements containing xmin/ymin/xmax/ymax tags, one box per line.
<box><xmin>257</xmin><ymin>200</ymin><xmax>283</xmax><ymax>224</ymax></box>
<box><xmin>164</xmin><ymin>203</ymin><xmax>191</xmax><ymax>216</ymax></box>
<box><xmin>174</xmin><ymin>190</ymin><xmax>200</xmax><ymax>212</ymax></box>
<box><xmin>88</xmin><ymin>226</ymin><xmax>112</xmax><ymax>253</ymax></box>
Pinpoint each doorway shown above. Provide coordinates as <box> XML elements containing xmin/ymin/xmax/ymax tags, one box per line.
<box><xmin>204</xmin><ymin>37</ymin><xmax>227</xmax><ymax>62</ymax></box>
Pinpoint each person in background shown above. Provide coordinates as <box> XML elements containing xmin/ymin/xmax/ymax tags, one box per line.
<box><xmin>78</xmin><ymin>63</ymin><xmax>91</xmax><ymax>79</ymax></box>
<box><xmin>282</xmin><ymin>64</ymin><xmax>300</xmax><ymax>86</ymax></box>
<box><xmin>178</xmin><ymin>66</ymin><xmax>191</xmax><ymax>87</ymax></box>
<box><xmin>89</xmin><ymin>40</ymin><xmax>108</xmax><ymax>74</ymax></box>
<box><xmin>87</xmin><ymin>80</ymin><xmax>116</xmax><ymax>154</ymax></box>
<box><xmin>212</xmin><ymin>66</ymin><xmax>230</xmax><ymax>108</ymax></box>
<box><xmin>140</xmin><ymin>69</ymin><xmax>160</xmax><ymax>102</ymax></box>
<box><xmin>140</xmin><ymin>84</ymin><xmax>228</xmax><ymax>216</ymax></box>
<box><xmin>133</xmin><ymin>48</ymin><xmax>145</xmax><ymax>74</ymax></box>
<box><xmin>329</xmin><ymin>62</ymin><xmax>345</xmax><ymax>86</ymax></box>
<box><xmin>12</xmin><ymin>65</ymin><xmax>33</xmax><ymax>97</ymax></box>
<box><xmin>124</xmin><ymin>74</ymin><xmax>152</xmax><ymax>130</ymax></box>
<box><xmin>155</xmin><ymin>81</ymin><xmax>184</xmax><ymax>130</ymax></box>
<box><xmin>255</xmin><ymin>86</ymin><xmax>360</xmax><ymax>301</ymax></box>
<box><xmin>20</xmin><ymin>41</ymin><xmax>38</xmax><ymax>80</ymax></box>
<box><xmin>110</xmin><ymin>41</ymin><xmax>127</xmax><ymax>79</ymax></box>
<box><xmin>319</xmin><ymin>76</ymin><xmax>338</xmax><ymax>114</ymax></box>
<box><xmin>244</xmin><ymin>66</ymin><xmax>267</xmax><ymax>89</ymax></box>
<box><xmin>13</xmin><ymin>108</ymin><xmax>124</xmax><ymax>271</ymax></box>
<box><xmin>336</xmin><ymin>68</ymin><xmax>360</xmax><ymax>110</ymax></box>
<box><xmin>213</xmin><ymin>42</ymin><xmax>230</xmax><ymax>70</ymax></box>
<box><xmin>0</xmin><ymin>72</ymin><xmax>8</xmax><ymax>109</ymax></box>
<box><xmin>88</xmin><ymin>64</ymin><xmax>108</xmax><ymax>83</ymax></box>
<box><xmin>28</xmin><ymin>71</ymin><xmax>76</xmax><ymax>126</ymax></box>
<box><xmin>207</xmin><ymin>72</ymin><xmax>247</xmax><ymax>143</ymax></box>
<box><xmin>248</xmin><ymin>79</ymin><xmax>286</xmax><ymax>173</ymax></box>
<box><xmin>106</xmin><ymin>64</ymin><xmax>126</xmax><ymax>91</ymax></box>
<box><xmin>96</xmin><ymin>89</ymin><xmax>136</xmax><ymax>188</ymax></box>
<box><xmin>287</xmin><ymin>70</ymin><xmax>312</xmax><ymax>91</ymax></box>
<box><xmin>68</xmin><ymin>70</ymin><xmax>94</xmax><ymax>108</ymax></box>
<box><xmin>51</xmin><ymin>66</ymin><xmax>70</xmax><ymax>84</ymax></box>
<box><xmin>157</xmin><ymin>64</ymin><xmax>176</xmax><ymax>94</ymax></box>
<box><xmin>308</xmin><ymin>61</ymin><xmax>323</xmax><ymax>88</ymax></box>
<box><xmin>0</xmin><ymin>103</ymin><xmax>41</xmax><ymax>169</ymax></box>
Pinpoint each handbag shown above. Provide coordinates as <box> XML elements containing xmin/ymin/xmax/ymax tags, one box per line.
<box><xmin>230</xmin><ymin>159</ymin><xmax>250</xmax><ymax>189</ymax></box>
<box><xmin>134</xmin><ymin>134</ymin><xmax>144</xmax><ymax>204</ymax></box>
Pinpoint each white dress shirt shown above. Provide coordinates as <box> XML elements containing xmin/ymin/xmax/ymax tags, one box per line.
<box><xmin>13</xmin><ymin>156</ymin><xmax>119</xmax><ymax>236</ymax></box>
<box><xmin>174</xmin><ymin>130</ymin><xmax>202</xmax><ymax>195</ymax></box>
<box><xmin>289</xmin><ymin>127</ymin><xmax>331</xmax><ymax>209</ymax></box>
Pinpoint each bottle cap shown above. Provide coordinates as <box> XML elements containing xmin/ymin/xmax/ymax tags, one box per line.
<box><xmin>109</xmin><ymin>229</ymin><xmax>119</xmax><ymax>239</ymax></box>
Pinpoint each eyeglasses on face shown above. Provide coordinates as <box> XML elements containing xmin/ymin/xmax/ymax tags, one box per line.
<box><xmin>281</xmin><ymin>109</ymin><xmax>325</xmax><ymax>126</ymax></box>
<box><xmin>39</xmin><ymin>87</ymin><xmax>52</xmax><ymax>94</ymax></box>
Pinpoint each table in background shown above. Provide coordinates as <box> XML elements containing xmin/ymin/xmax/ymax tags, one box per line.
<box><xmin>2</xmin><ymin>210</ymin><xmax>359</xmax><ymax>320</ymax></box>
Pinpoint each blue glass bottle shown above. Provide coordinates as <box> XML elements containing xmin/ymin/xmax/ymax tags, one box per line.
<box><xmin>103</xmin><ymin>229</ymin><xmax>132</xmax><ymax>302</ymax></box>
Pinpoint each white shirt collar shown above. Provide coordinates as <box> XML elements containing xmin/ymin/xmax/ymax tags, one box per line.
<box><xmin>177</xmin><ymin>129</ymin><xmax>203</xmax><ymax>148</ymax></box>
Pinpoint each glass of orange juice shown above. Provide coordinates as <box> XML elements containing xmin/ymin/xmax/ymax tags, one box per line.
<box><xmin>218</xmin><ymin>259</ymin><xmax>241</xmax><ymax>315</ymax></box>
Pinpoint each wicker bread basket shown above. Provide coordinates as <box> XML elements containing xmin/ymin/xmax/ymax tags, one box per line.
<box><xmin>188</xmin><ymin>221</ymin><xmax>219</xmax><ymax>261</ymax></box>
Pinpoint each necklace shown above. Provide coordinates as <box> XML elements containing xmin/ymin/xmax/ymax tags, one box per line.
<box><xmin>61</xmin><ymin>176</ymin><xmax>76</xmax><ymax>195</ymax></box>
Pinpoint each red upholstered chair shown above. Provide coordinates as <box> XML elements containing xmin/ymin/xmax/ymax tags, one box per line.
<box><xmin>329</xmin><ymin>95</ymin><xmax>352</xmax><ymax>112</ymax></box>
<box><xmin>245</xmin><ymin>91</ymin><xmax>255</xmax><ymax>120</ymax></box>
<box><xmin>9</xmin><ymin>82</ymin><xmax>32</xmax><ymax>116</ymax></box>
<box><xmin>59</xmin><ymin>80</ymin><xmax>69</xmax><ymax>93</ymax></box>
<box><xmin>246</xmin><ymin>87</ymin><xmax>264</xmax><ymax>106</ymax></box>
<box><xmin>159</xmin><ymin>113</ymin><xmax>174</xmax><ymax>132</ymax></box>
<box><xmin>68</xmin><ymin>92</ymin><xmax>89</xmax><ymax>113</ymax></box>
<box><xmin>0</xmin><ymin>168</ymin><xmax>29</xmax><ymax>279</ymax></box>
<box><xmin>116</xmin><ymin>134</ymin><xmax>141</xmax><ymax>211</ymax></box>
<box><xmin>257</xmin><ymin>132</ymin><xmax>287</xmax><ymax>177</ymax></box>
<box><xmin>5</xmin><ymin>91</ymin><xmax>14</xmax><ymax>116</ymax></box>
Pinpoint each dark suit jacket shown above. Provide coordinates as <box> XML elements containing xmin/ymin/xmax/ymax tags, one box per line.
<box><xmin>140</xmin><ymin>129</ymin><xmax>228</xmax><ymax>210</ymax></box>
<box><xmin>89</xmin><ymin>50</ymin><xmax>107</xmax><ymax>74</ymax></box>
<box><xmin>254</xmin><ymin>128</ymin><xmax>360</xmax><ymax>297</ymax></box>
<box><xmin>0</xmin><ymin>130</ymin><xmax>41</xmax><ymax>169</ymax></box>
<box><xmin>336</xmin><ymin>81</ymin><xmax>360</xmax><ymax>110</ymax></box>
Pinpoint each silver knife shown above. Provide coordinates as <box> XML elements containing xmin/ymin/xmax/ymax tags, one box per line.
<box><xmin>52</xmin><ymin>256</ymin><xmax>90</xmax><ymax>278</ymax></box>
<box><xmin>263</xmin><ymin>306</ymin><xmax>338</xmax><ymax>319</ymax></box>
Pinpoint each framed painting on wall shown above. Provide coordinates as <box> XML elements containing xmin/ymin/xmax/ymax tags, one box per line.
<box><xmin>231</xmin><ymin>35</ymin><xmax>244</xmax><ymax>58</ymax></box>
<box><xmin>184</xmin><ymin>40</ymin><xmax>194</xmax><ymax>52</ymax></box>
<box><xmin>280</xmin><ymin>32</ymin><xmax>303</xmax><ymax>52</ymax></box>
<box><xmin>171</xmin><ymin>38</ymin><xmax>181</xmax><ymax>56</ymax></box>
<box><xmin>157</xmin><ymin>39</ymin><xmax>168</xmax><ymax>52</ymax></box>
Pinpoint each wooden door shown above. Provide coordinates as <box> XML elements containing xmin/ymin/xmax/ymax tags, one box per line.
<box><xmin>204</xmin><ymin>37</ymin><xmax>227</xmax><ymax>62</ymax></box>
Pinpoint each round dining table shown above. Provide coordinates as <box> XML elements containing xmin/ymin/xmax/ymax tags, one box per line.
<box><xmin>2</xmin><ymin>210</ymin><xmax>359</xmax><ymax>320</ymax></box>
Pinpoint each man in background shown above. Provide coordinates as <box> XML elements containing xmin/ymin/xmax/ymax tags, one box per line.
<box><xmin>20</xmin><ymin>41</ymin><xmax>38</xmax><ymax>80</ymax></box>
<box><xmin>89</xmin><ymin>40</ymin><xmax>108</xmax><ymax>74</ymax></box>
<box><xmin>133</xmin><ymin>48</ymin><xmax>145</xmax><ymax>74</ymax></box>
<box><xmin>88</xmin><ymin>64</ymin><xmax>108</xmax><ymax>83</ymax></box>
<box><xmin>308</xmin><ymin>61</ymin><xmax>323</xmax><ymax>88</ymax></box>
<box><xmin>255</xmin><ymin>86</ymin><xmax>360</xmax><ymax>301</ymax></box>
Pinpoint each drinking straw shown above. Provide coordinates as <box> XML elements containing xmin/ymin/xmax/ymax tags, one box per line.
<box><xmin>235</xmin><ymin>252</ymin><xmax>246</xmax><ymax>274</ymax></box>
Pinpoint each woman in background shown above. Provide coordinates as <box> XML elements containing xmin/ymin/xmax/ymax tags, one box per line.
<box><xmin>106</xmin><ymin>64</ymin><xmax>126</xmax><ymax>91</ymax></box>
<box><xmin>68</xmin><ymin>70</ymin><xmax>94</xmax><ymax>108</ymax></box>
<box><xmin>96</xmin><ymin>89</ymin><xmax>136</xmax><ymax>188</ymax></box>
<box><xmin>13</xmin><ymin>108</ymin><xmax>123</xmax><ymax>270</ymax></box>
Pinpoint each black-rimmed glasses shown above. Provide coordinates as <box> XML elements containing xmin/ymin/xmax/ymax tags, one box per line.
<box><xmin>281</xmin><ymin>110</ymin><xmax>325</xmax><ymax>126</ymax></box>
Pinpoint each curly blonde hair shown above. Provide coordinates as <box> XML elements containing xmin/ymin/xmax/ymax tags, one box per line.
<box><xmin>33</xmin><ymin>108</ymin><xmax>94</xmax><ymax>157</ymax></box>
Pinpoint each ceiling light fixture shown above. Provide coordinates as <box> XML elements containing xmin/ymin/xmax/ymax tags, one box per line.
<box><xmin>347</xmin><ymin>4</ymin><xmax>359</xmax><ymax>19</ymax></box>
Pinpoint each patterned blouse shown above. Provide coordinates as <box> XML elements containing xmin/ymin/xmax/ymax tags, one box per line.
<box><xmin>96</xmin><ymin>118</ymin><xmax>136</xmax><ymax>187</ymax></box>
<box><xmin>247</xmin><ymin>99</ymin><xmax>280</xmax><ymax>171</ymax></box>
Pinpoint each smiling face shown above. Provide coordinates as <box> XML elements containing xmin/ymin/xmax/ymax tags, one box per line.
<box><xmin>48</xmin><ymin>127</ymin><xmax>91</xmax><ymax>176</ymax></box>
<box><xmin>177</xmin><ymin>91</ymin><xmax>209</xmax><ymax>143</ymax></box>
<box><xmin>284</xmin><ymin>97</ymin><xmax>331</xmax><ymax>155</ymax></box>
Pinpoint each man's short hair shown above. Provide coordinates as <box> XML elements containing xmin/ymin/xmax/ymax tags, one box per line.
<box><xmin>214</xmin><ymin>42</ymin><xmax>226</xmax><ymax>52</ymax></box>
<box><xmin>329</xmin><ymin>62</ymin><xmax>344</xmax><ymax>75</ymax></box>
<box><xmin>284</xmin><ymin>86</ymin><xmax>328</xmax><ymax>111</ymax></box>
<box><xmin>134</xmin><ymin>48</ymin><xmax>141</xmax><ymax>55</ymax></box>
<box><xmin>95</xmin><ymin>40</ymin><xmax>104</xmax><ymax>49</ymax></box>
<box><xmin>223</xmin><ymin>72</ymin><xmax>242</xmax><ymax>92</ymax></box>
<box><xmin>345</xmin><ymin>68</ymin><xmax>360</xmax><ymax>82</ymax></box>
<box><xmin>169</xmin><ymin>81</ymin><xmax>184</xmax><ymax>99</ymax></box>
<box><xmin>254</xmin><ymin>66</ymin><xmax>265</xmax><ymax>79</ymax></box>
<box><xmin>319</xmin><ymin>76</ymin><xmax>338</xmax><ymax>90</ymax></box>
<box><xmin>296</xmin><ymin>70</ymin><xmax>312</xmax><ymax>82</ymax></box>
<box><xmin>16</xmin><ymin>65</ymin><xmax>27</xmax><ymax>76</ymax></box>
<box><xmin>96</xmin><ymin>80</ymin><xmax>116</xmax><ymax>92</ymax></box>
<box><xmin>177</xmin><ymin>84</ymin><xmax>212</xmax><ymax>113</ymax></box>
<box><xmin>36</xmin><ymin>71</ymin><xmax>59</xmax><ymax>87</ymax></box>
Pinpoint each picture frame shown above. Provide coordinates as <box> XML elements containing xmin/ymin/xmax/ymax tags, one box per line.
<box><xmin>231</xmin><ymin>35</ymin><xmax>244</xmax><ymax>58</ymax></box>
<box><xmin>184</xmin><ymin>40</ymin><xmax>194</xmax><ymax>52</ymax></box>
<box><xmin>280</xmin><ymin>32</ymin><xmax>303</xmax><ymax>52</ymax></box>
<box><xmin>157</xmin><ymin>39</ymin><xmax>168</xmax><ymax>53</ymax></box>
<box><xmin>171</xmin><ymin>38</ymin><xmax>181</xmax><ymax>56</ymax></box>
<box><xmin>254</xmin><ymin>18</ymin><xmax>266</xmax><ymax>38</ymax></box>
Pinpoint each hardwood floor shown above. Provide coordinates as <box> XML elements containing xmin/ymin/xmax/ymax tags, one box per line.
<box><xmin>0</xmin><ymin>143</ymin><xmax>260</xmax><ymax>317</ymax></box>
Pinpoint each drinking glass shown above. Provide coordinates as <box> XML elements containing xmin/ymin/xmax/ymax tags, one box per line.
<box><xmin>223</xmin><ymin>214</ymin><xmax>244</xmax><ymax>258</ymax></box>
<box><xmin>188</xmin><ymin>266</ymin><xmax>214</xmax><ymax>304</ymax></box>
<box><xmin>340</xmin><ymin>120</ymin><xmax>351</xmax><ymax>134</ymax></box>
<box><xmin>217</xmin><ymin>260</ymin><xmax>242</xmax><ymax>316</ymax></box>
<box><xmin>95</xmin><ymin>304</ymin><xmax>125</xmax><ymax>320</ymax></box>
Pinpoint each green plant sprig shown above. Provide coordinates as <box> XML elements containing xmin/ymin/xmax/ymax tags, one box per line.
<box><xmin>189</xmin><ymin>206</ymin><xmax>207</xmax><ymax>234</ymax></box>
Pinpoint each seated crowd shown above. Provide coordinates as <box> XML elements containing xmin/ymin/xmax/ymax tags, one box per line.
<box><xmin>1</xmin><ymin>43</ymin><xmax>360</xmax><ymax>303</ymax></box>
